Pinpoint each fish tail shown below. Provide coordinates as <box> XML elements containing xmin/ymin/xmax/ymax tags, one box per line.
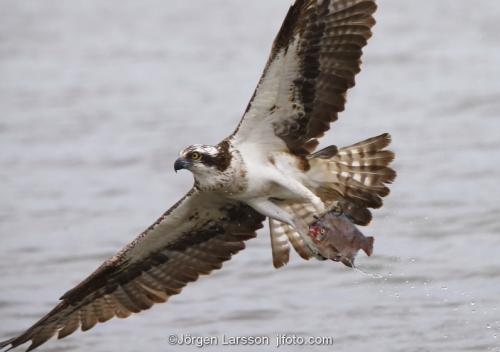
<box><xmin>362</xmin><ymin>236</ymin><xmax>374</xmax><ymax>256</ymax></box>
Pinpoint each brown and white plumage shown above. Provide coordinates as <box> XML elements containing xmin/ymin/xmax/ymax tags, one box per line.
<box><xmin>232</xmin><ymin>0</ymin><xmax>377</xmax><ymax>155</ymax></box>
<box><xmin>269</xmin><ymin>133</ymin><xmax>395</xmax><ymax>263</ymax></box>
<box><xmin>230</xmin><ymin>0</ymin><xmax>393</xmax><ymax>265</ymax></box>
<box><xmin>1</xmin><ymin>0</ymin><xmax>396</xmax><ymax>350</ymax></box>
<box><xmin>1</xmin><ymin>190</ymin><xmax>264</xmax><ymax>351</ymax></box>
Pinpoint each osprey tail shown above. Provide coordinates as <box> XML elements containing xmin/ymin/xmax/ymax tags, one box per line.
<box><xmin>306</xmin><ymin>133</ymin><xmax>396</xmax><ymax>225</ymax></box>
<box><xmin>268</xmin><ymin>134</ymin><xmax>396</xmax><ymax>268</ymax></box>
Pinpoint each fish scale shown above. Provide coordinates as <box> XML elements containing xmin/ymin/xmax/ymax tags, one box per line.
<box><xmin>309</xmin><ymin>209</ymin><xmax>374</xmax><ymax>267</ymax></box>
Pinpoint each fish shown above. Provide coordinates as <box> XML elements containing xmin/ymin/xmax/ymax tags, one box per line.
<box><xmin>308</xmin><ymin>208</ymin><xmax>374</xmax><ymax>267</ymax></box>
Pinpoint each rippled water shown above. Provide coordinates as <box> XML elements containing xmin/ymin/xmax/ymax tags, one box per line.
<box><xmin>1</xmin><ymin>1</ymin><xmax>499</xmax><ymax>351</ymax></box>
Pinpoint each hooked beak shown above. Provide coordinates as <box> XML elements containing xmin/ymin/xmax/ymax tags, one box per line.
<box><xmin>174</xmin><ymin>157</ymin><xmax>190</xmax><ymax>172</ymax></box>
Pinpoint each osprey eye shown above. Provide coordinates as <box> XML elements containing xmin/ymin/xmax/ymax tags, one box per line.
<box><xmin>190</xmin><ymin>152</ymin><xmax>201</xmax><ymax>161</ymax></box>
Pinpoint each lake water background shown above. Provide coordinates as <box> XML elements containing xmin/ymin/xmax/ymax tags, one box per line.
<box><xmin>1</xmin><ymin>1</ymin><xmax>500</xmax><ymax>351</ymax></box>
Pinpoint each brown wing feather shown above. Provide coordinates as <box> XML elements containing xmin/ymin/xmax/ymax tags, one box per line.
<box><xmin>269</xmin><ymin>219</ymin><xmax>291</xmax><ymax>268</ymax></box>
<box><xmin>0</xmin><ymin>190</ymin><xmax>264</xmax><ymax>352</ymax></box>
<box><xmin>232</xmin><ymin>0</ymin><xmax>377</xmax><ymax>155</ymax></box>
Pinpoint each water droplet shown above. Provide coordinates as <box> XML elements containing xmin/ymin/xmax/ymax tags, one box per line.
<box><xmin>395</xmin><ymin>293</ymin><xmax>400</xmax><ymax>298</ymax></box>
<box><xmin>441</xmin><ymin>286</ymin><xmax>448</xmax><ymax>291</ymax></box>
<box><xmin>471</xmin><ymin>301</ymin><xmax>476</xmax><ymax>307</ymax></box>
<box><xmin>487</xmin><ymin>324</ymin><xmax>492</xmax><ymax>329</ymax></box>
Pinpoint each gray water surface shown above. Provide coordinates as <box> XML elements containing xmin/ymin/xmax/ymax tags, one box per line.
<box><xmin>1</xmin><ymin>1</ymin><xmax>500</xmax><ymax>351</ymax></box>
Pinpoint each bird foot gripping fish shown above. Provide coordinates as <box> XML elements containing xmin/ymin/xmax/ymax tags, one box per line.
<box><xmin>308</xmin><ymin>203</ymin><xmax>374</xmax><ymax>267</ymax></box>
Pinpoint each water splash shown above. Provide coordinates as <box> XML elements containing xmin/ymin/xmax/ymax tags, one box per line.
<box><xmin>350</xmin><ymin>264</ymin><xmax>385</xmax><ymax>279</ymax></box>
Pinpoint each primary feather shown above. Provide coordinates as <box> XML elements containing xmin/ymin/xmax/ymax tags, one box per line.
<box><xmin>1</xmin><ymin>1</ymin><xmax>396</xmax><ymax>350</ymax></box>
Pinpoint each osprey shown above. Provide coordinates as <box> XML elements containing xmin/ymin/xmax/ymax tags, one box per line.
<box><xmin>1</xmin><ymin>0</ymin><xmax>395</xmax><ymax>350</ymax></box>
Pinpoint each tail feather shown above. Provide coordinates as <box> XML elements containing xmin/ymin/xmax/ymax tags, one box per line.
<box><xmin>268</xmin><ymin>204</ymin><xmax>317</xmax><ymax>261</ymax></box>
<box><xmin>306</xmin><ymin>145</ymin><xmax>338</xmax><ymax>159</ymax></box>
<box><xmin>337</xmin><ymin>200</ymin><xmax>373</xmax><ymax>225</ymax></box>
<box><xmin>339</xmin><ymin>133</ymin><xmax>392</xmax><ymax>154</ymax></box>
<box><xmin>337</xmin><ymin>149</ymin><xmax>395</xmax><ymax>165</ymax></box>
<box><xmin>266</xmin><ymin>134</ymin><xmax>395</xmax><ymax>263</ymax></box>
<box><xmin>269</xmin><ymin>219</ymin><xmax>291</xmax><ymax>268</ymax></box>
<box><xmin>307</xmin><ymin>133</ymin><xmax>396</xmax><ymax>225</ymax></box>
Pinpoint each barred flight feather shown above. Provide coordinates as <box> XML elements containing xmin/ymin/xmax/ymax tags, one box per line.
<box><xmin>0</xmin><ymin>191</ymin><xmax>264</xmax><ymax>351</ymax></box>
<box><xmin>0</xmin><ymin>1</ymin><xmax>396</xmax><ymax>350</ymax></box>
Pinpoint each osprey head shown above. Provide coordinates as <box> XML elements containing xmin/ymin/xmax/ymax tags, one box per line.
<box><xmin>174</xmin><ymin>142</ymin><xmax>233</xmax><ymax>182</ymax></box>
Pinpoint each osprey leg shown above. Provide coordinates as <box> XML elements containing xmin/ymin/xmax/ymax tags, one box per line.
<box><xmin>247</xmin><ymin>198</ymin><xmax>296</xmax><ymax>226</ymax></box>
<box><xmin>247</xmin><ymin>198</ymin><xmax>321</xmax><ymax>257</ymax></box>
<box><xmin>270</xmin><ymin>172</ymin><xmax>326</xmax><ymax>214</ymax></box>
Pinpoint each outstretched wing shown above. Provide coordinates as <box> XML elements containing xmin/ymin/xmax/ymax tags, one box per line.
<box><xmin>231</xmin><ymin>0</ymin><xmax>377</xmax><ymax>155</ymax></box>
<box><xmin>0</xmin><ymin>189</ymin><xmax>265</xmax><ymax>352</ymax></box>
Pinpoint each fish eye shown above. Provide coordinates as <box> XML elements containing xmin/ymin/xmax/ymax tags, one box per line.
<box><xmin>190</xmin><ymin>152</ymin><xmax>201</xmax><ymax>161</ymax></box>
<box><xmin>320</xmin><ymin>228</ymin><xmax>325</xmax><ymax>234</ymax></box>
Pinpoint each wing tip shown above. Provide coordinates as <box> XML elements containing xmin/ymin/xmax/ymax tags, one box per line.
<box><xmin>0</xmin><ymin>338</ymin><xmax>15</xmax><ymax>351</ymax></box>
<box><xmin>0</xmin><ymin>336</ymin><xmax>32</xmax><ymax>352</ymax></box>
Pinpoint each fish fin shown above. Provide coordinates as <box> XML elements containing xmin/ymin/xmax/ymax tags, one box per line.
<box><xmin>341</xmin><ymin>258</ymin><xmax>354</xmax><ymax>267</ymax></box>
<box><xmin>362</xmin><ymin>236</ymin><xmax>374</xmax><ymax>256</ymax></box>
